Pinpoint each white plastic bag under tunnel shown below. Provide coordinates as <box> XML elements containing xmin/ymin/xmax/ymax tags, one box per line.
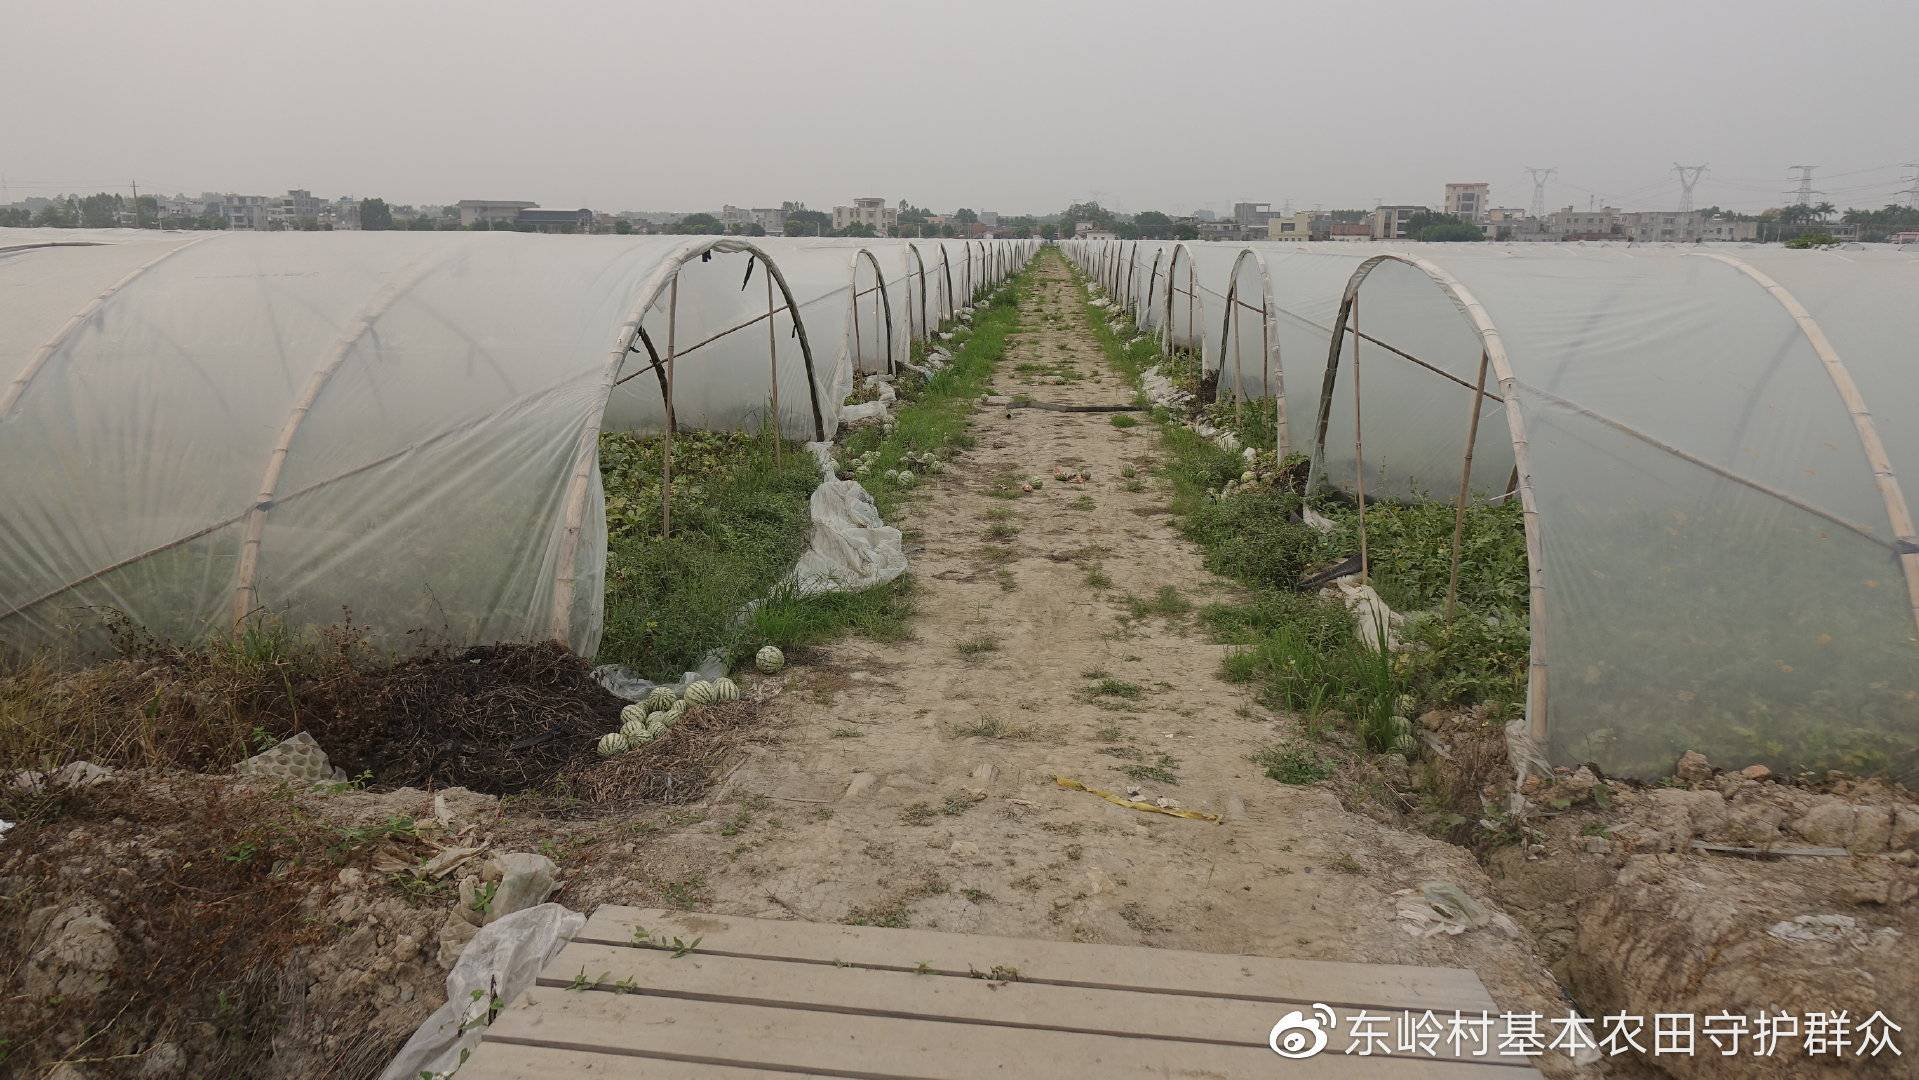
<box><xmin>0</xmin><ymin>232</ymin><xmax>832</xmax><ymax>662</ymax></box>
<box><xmin>1303</xmin><ymin>244</ymin><xmax>1918</xmax><ymax>783</ymax></box>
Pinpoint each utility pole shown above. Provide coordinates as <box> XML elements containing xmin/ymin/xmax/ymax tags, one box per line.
<box><xmin>1672</xmin><ymin>163</ymin><xmax>1707</xmax><ymax>213</ymax></box>
<box><xmin>130</xmin><ymin>178</ymin><xmax>141</xmax><ymax>227</ymax></box>
<box><xmin>1786</xmin><ymin>164</ymin><xmax>1820</xmax><ymax>207</ymax></box>
<box><xmin>1523</xmin><ymin>166</ymin><xmax>1556</xmax><ymax>219</ymax></box>
<box><xmin>1901</xmin><ymin>165</ymin><xmax>1919</xmax><ymax>210</ymax></box>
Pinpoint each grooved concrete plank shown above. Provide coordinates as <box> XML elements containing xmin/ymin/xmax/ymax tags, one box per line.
<box><xmin>484</xmin><ymin>991</ymin><xmax>1526</xmax><ymax>1079</ymax></box>
<box><xmin>536</xmin><ymin>941</ymin><xmax>1520</xmax><ymax>1066</ymax></box>
<box><xmin>460</xmin><ymin>907</ymin><xmax>1540</xmax><ymax>1079</ymax></box>
<box><xmin>456</xmin><ymin>1040</ymin><xmax>819</xmax><ymax>1079</ymax></box>
<box><xmin>578</xmin><ymin>906</ymin><xmax>1498</xmax><ymax>1012</ymax></box>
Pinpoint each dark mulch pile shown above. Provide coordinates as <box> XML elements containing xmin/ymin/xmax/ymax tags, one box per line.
<box><xmin>302</xmin><ymin>642</ymin><xmax>624</xmax><ymax>795</ymax></box>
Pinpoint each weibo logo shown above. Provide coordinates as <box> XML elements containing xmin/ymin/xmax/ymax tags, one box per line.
<box><xmin>1268</xmin><ymin>1004</ymin><xmax>1335</xmax><ymax>1059</ymax></box>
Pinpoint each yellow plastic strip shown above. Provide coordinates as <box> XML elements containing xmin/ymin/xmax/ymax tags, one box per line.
<box><xmin>1054</xmin><ymin>776</ymin><xmax>1222</xmax><ymax>823</ymax></box>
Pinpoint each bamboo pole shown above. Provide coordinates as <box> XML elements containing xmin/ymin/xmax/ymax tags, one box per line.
<box><xmin>1445</xmin><ymin>349</ymin><xmax>1493</xmax><ymax>621</ymax></box>
<box><xmin>1232</xmin><ymin>295</ymin><xmax>1245</xmax><ymax>421</ymax></box>
<box><xmin>661</xmin><ymin>273</ymin><xmax>678</xmax><ymax>538</ymax></box>
<box><xmin>766</xmin><ymin>267</ymin><xmax>780</xmax><ymax>468</ymax></box>
<box><xmin>1267</xmin><ymin>297</ymin><xmax>1288</xmax><ymax>459</ymax></box>
<box><xmin>1174</xmin><ymin>262</ymin><xmax>1189</xmax><ymax>354</ymax></box>
<box><xmin>1352</xmin><ymin>293</ymin><xmax>1369</xmax><ymax>584</ymax></box>
<box><xmin>851</xmin><ymin>275</ymin><xmax>864</xmax><ymax>374</ymax></box>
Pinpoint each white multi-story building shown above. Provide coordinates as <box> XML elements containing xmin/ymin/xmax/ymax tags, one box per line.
<box><xmin>221</xmin><ymin>194</ymin><xmax>271</xmax><ymax>230</ymax></box>
<box><xmin>1619</xmin><ymin>210</ymin><xmax>1705</xmax><ymax>243</ymax></box>
<box><xmin>721</xmin><ymin>205</ymin><xmax>787</xmax><ymax>234</ymax></box>
<box><xmin>832</xmin><ymin>197</ymin><xmax>897</xmax><ymax>235</ymax></box>
<box><xmin>1444</xmin><ymin>182</ymin><xmax>1490</xmax><ymax>223</ymax></box>
<box><xmin>267</xmin><ymin>189</ymin><xmax>327</xmax><ymax>230</ymax></box>
<box><xmin>1547</xmin><ymin>206</ymin><xmax>1622</xmax><ymax>240</ymax></box>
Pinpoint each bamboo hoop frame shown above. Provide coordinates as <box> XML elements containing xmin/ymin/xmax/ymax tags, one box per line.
<box><xmin>548</xmin><ymin>238</ymin><xmax>822</xmax><ymax>642</ymax></box>
<box><xmin>766</xmin><ymin>269</ymin><xmax>780</xmax><ymax>468</ymax></box>
<box><xmin>1</xmin><ymin>235</ymin><xmax>212</xmax><ymax>416</ymax></box>
<box><xmin>1696</xmin><ymin>253</ymin><xmax>1919</xmax><ymax>635</ymax></box>
<box><xmin>910</xmin><ymin>244</ymin><xmax>930</xmax><ymax>338</ymax></box>
<box><xmin>1144</xmin><ymin>249</ymin><xmax>1165</xmax><ymax>339</ymax></box>
<box><xmin>1309</xmin><ymin>253</ymin><xmax>1549</xmax><ymax>742</ymax></box>
<box><xmin>231</xmin><ymin>256</ymin><xmax>445</xmax><ymax>625</ymax></box>
<box><xmin>1352</xmin><ymin>294</ymin><xmax>1369</xmax><ymax>584</ymax></box>
<box><xmin>660</xmin><ymin>274</ymin><xmax>679</xmax><ymax>537</ymax></box>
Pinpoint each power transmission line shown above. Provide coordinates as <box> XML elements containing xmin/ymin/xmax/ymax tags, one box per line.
<box><xmin>1903</xmin><ymin>165</ymin><xmax>1919</xmax><ymax>209</ymax></box>
<box><xmin>1672</xmin><ymin>163</ymin><xmax>1707</xmax><ymax>212</ymax></box>
<box><xmin>1523</xmin><ymin>166</ymin><xmax>1555</xmax><ymax>219</ymax></box>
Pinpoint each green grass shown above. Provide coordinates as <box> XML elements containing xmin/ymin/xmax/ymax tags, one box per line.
<box><xmin>597</xmin><ymin>429</ymin><xmax>820</xmax><ymax>677</ymax></box>
<box><xmin>838</xmin><ymin>277</ymin><xmax>1029</xmax><ymax>520</ymax></box>
<box><xmin>743</xmin><ymin>577</ymin><xmax>915</xmax><ymax>663</ymax></box>
<box><xmin>686</xmin><ymin>268</ymin><xmax>1029</xmax><ymax>671</ymax></box>
<box><xmin>1109</xmin><ymin>414</ymin><xmax>1138</xmax><ymax>429</ymax></box>
<box><xmin>1255</xmin><ymin>744</ymin><xmax>1335</xmax><ymax>785</ymax></box>
<box><xmin>1125</xmin><ymin>585</ymin><xmax>1191</xmax><ymax>619</ymax></box>
<box><xmin>1068</xmin><ymin>260</ymin><xmax>1506</xmax><ymax>756</ymax></box>
<box><xmin>1089</xmin><ymin>678</ymin><xmax>1143</xmax><ymax>699</ymax></box>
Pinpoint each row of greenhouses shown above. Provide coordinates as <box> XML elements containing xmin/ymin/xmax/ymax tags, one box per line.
<box><xmin>0</xmin><ymin>229</ymin><xmax>1037</xmax><ymax>661</ymax></box>
<box><xmin>1065</xmin><ymin>236</ymin><xmax>1919</xmax><ymax>782</ymax></box>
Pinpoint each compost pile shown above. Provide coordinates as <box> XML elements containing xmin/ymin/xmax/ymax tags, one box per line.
<box><xmin>302</xmin><ymin>641</ymin><xmax>622</xmax><ymax>794</ymax></box>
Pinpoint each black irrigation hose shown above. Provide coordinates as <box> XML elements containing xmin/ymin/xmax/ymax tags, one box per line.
<box><xmin>1008</xmin><ymin>402</ymin><xmax>1146</xmax><ymax>413</ymax></box>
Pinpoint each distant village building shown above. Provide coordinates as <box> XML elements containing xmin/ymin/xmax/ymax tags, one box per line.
<box><xmin>1369</xmin><ymin>205</ymin><xmax>1427</xmax><ymax>240</ymax></box>
<box><xmin>1547</xmin><ymin>205</ymin><xmax>1623</xmax><ymax>240</ymax></box>
<box><xmin>456</xmin><ymin>200</ymin><xmax>537</xmax><ymax>228</ymax></box>
<box><xmin>832</xmin><ymin>197</ymin><xmax>898</xmax><ymax>235</ymax></box>
<box><xmin>1266</xmin><ymin>212</ymin><xmax>1317</xmax><ymax>241</ymax></box>
<box><xmin>1620</xmin><ymin>210</ymin><xmax>1706</xmax><ymax>243</ymax></box>
<box><xmin>1699</xmin><ymin>218</ymin><xmax>1760</xmax><ymax>242</ymax></box>
<box><xmin>1444</xmin><ymin>182</ymin><xmax>1490</xmax><ymax>223</ymax></box>
<box><xmin>514</xmin><ymin>208</ymin><xmax>593</xmax><ymax>233</ymax></box>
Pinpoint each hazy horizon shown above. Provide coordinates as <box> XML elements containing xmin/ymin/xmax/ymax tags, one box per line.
<box><xmin>4</xmin><ymin>0</ymin><xmax>1915</xmax><ymax>218</ymax></box>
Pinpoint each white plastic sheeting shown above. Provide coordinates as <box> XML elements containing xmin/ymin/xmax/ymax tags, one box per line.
<box><xmin>0</xmin><ymin>231</ymin><xmax>1034</xmax><ymax>664</ymax></box>
<box><xmin>1065</xmin><ymin>237</ymin><xmax>1918</xmax><ymax>782</ymax></box>
<box><xmin>378</xmin><ymin>902</ymin><xmax>585</xmax><ymax>1080</ymax></box>
<box><xmin>764</xmin><ymin>241</ymin><xmax>895</xmax><ymax>391</ymax></box>
<box><xmin>1320</xmin><ymin>247</ymin><xmax>1918</xmax><ymax>782</ymax></box>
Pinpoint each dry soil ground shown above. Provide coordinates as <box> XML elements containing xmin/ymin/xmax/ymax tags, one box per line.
<box><xmin>607</xmin><ymin>251</ymin><xmax>1584</xmax><ymax>1070</ymax></box>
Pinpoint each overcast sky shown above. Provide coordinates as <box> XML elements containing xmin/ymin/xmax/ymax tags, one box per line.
<box><xmin>4</xmin><ymin>0</ymin><xmax>1915</xmax><ymax>217</ymax></box>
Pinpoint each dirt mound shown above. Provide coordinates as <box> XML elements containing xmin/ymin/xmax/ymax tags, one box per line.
<box><xmin>0</xmin><ymin>776</ymin><xmax>444</xmax><ymax>1079</ymax></box>
<box><xmin>1411</xmin><ymin>712</ymin><xmax>1918</xmax><ymax>1079</ymax></box>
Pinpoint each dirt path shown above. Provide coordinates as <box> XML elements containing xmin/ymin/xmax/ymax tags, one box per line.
<box><xmin>631</xmin><ymin>251</ymin><xmax>1578</xmax><ymax>1060</ymax></box>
